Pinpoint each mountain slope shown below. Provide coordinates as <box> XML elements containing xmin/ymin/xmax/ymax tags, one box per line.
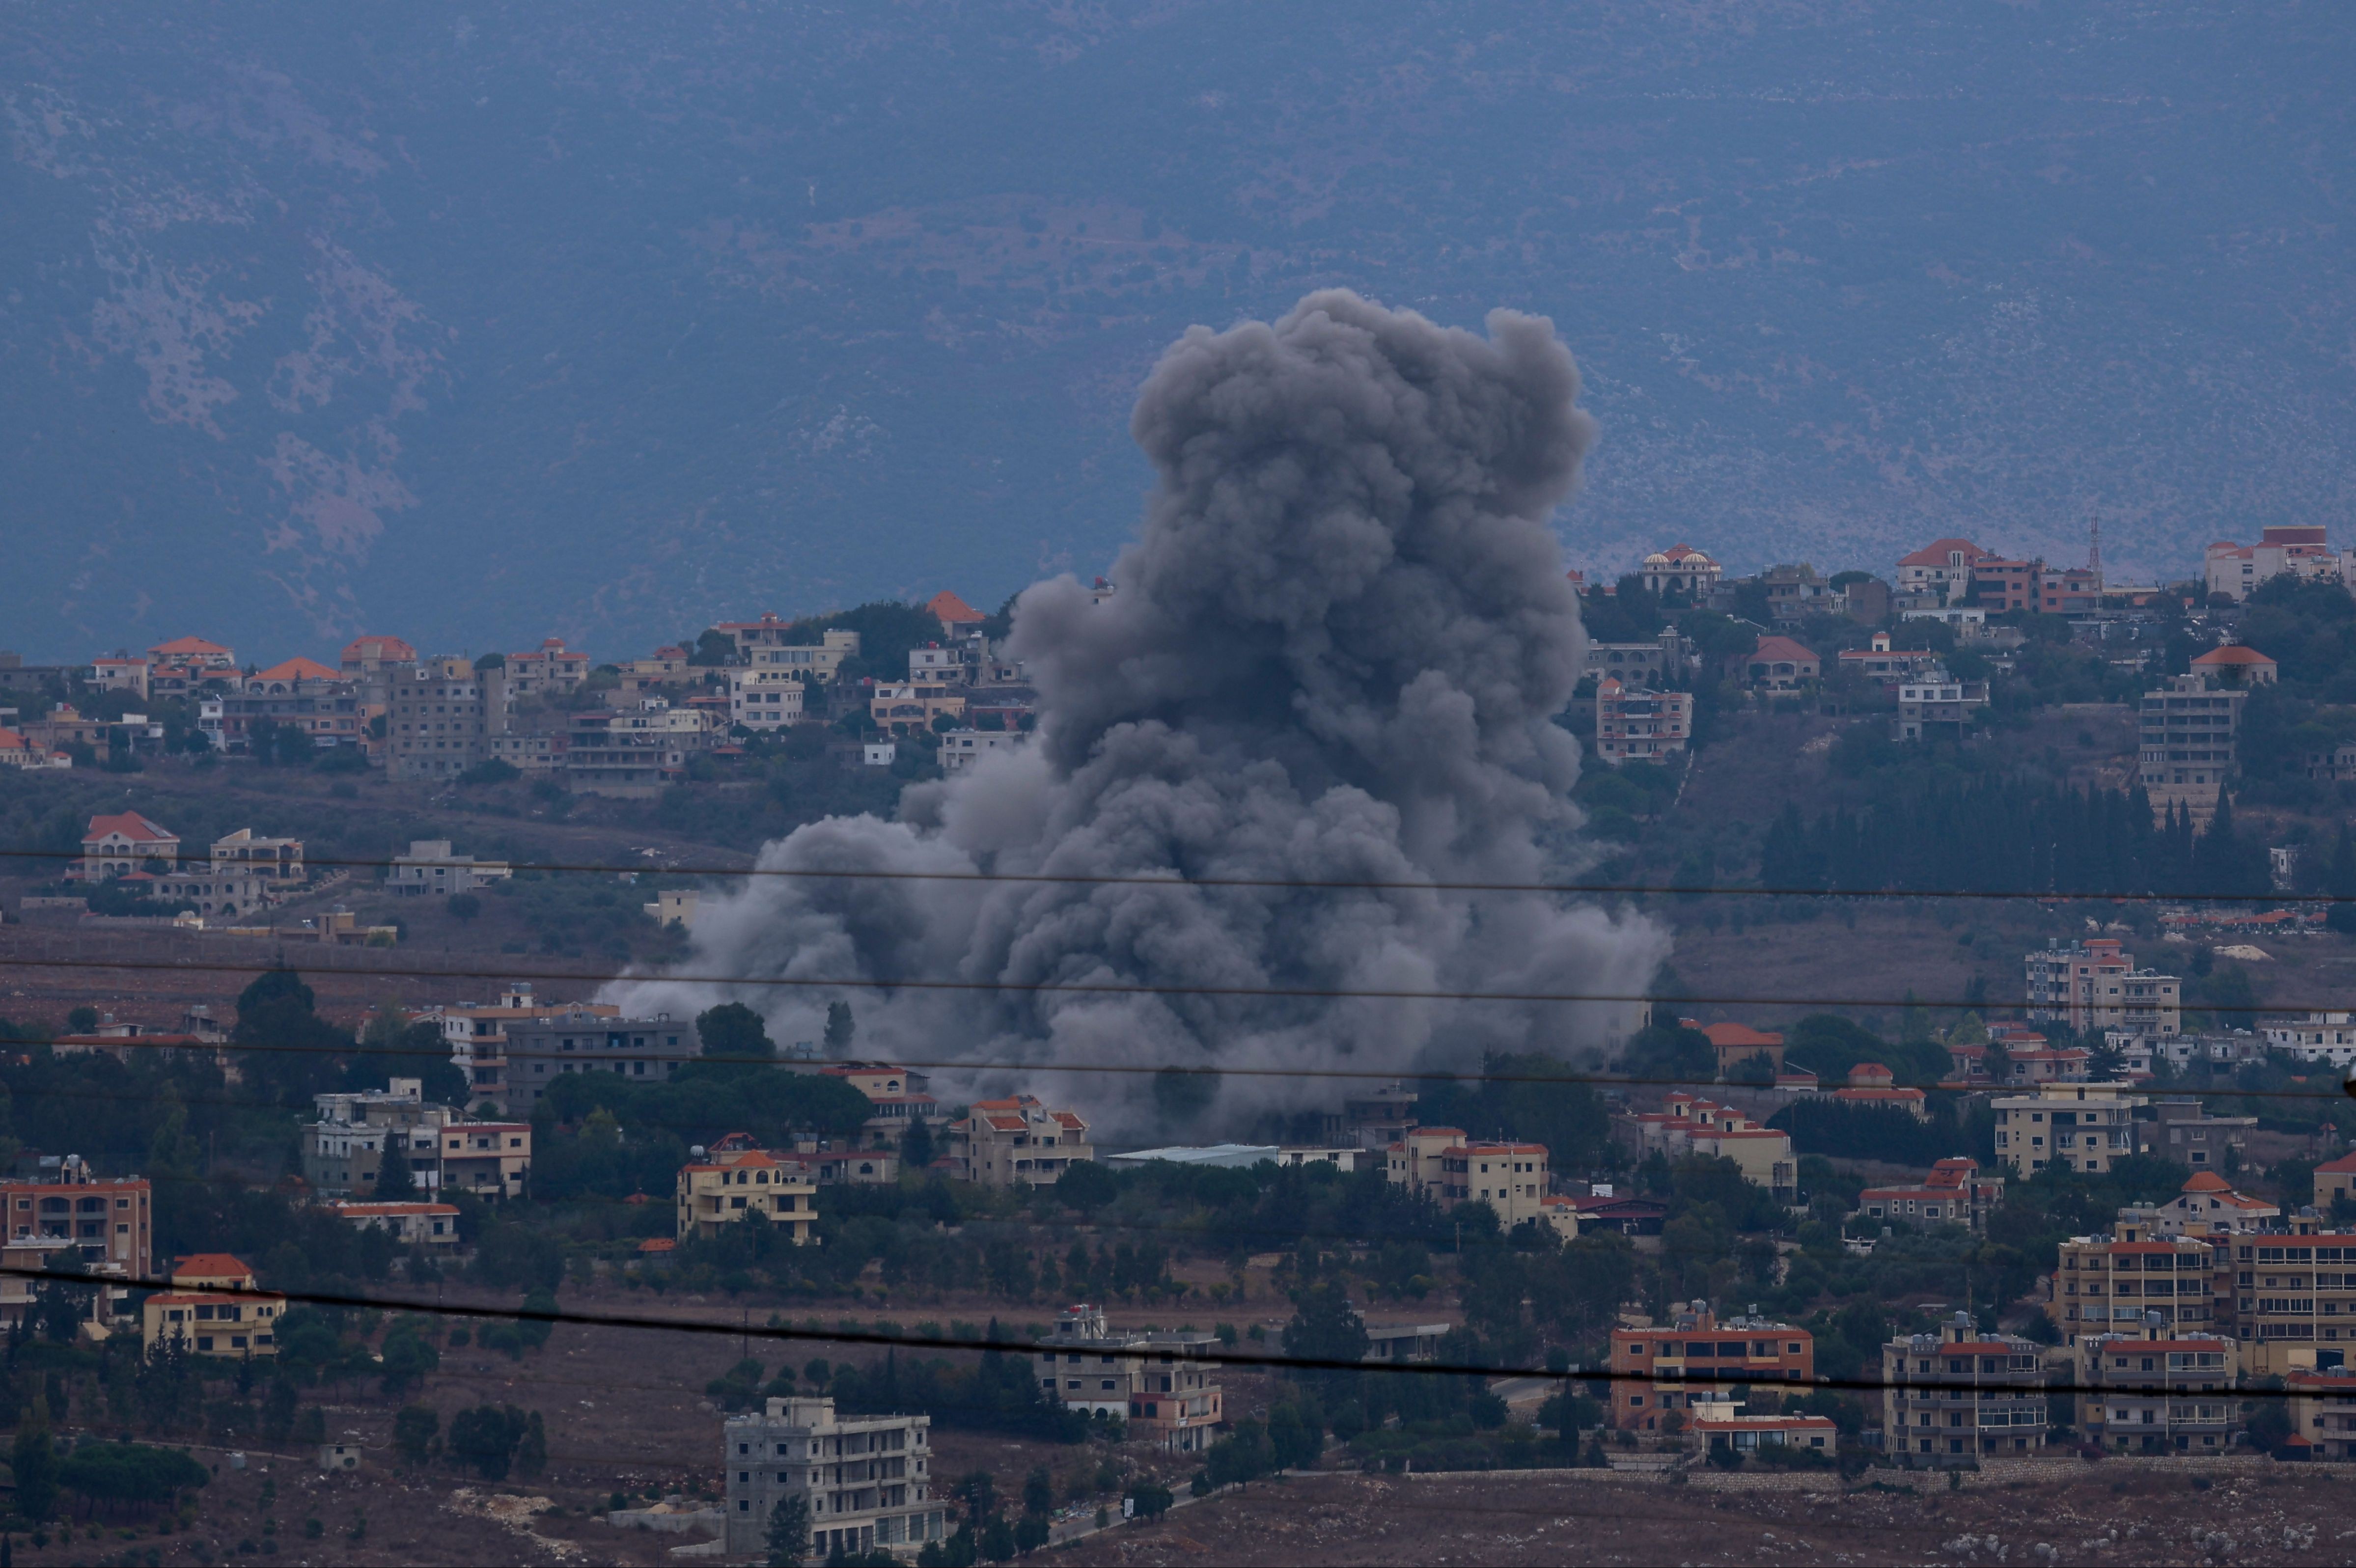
<box><xmin>5</xmin><ymin>1</ymin><xmax>2351</xmax><ymax>660</ymax></box>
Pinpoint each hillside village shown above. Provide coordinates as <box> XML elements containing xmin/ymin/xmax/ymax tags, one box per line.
<box><xmin>3</xmin><ymin>526</ymin><xmax>2356</xmax><ymax>1557</ymax></box>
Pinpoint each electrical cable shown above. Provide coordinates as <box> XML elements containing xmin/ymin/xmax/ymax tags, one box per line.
<box><xmin>0</xmin><ymin>949</ymin><xmax>2342</xmax><ymax>1019</ymax></box>
<box><xmin>4</xmin><ymin>1034</ymin><xmax>2349</xmax><ymax>1105</ymax></box>
<box><xmin>3</xmin><ymin>1263</ymin><xmax>2282</xmax><ymax>1403</ymax></box>
<box><xmin>0</xmin><ymin>840</ymin><xmax>2344</xmax><ymax>905</ymax></box>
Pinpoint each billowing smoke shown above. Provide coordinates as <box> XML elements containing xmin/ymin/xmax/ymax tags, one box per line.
<box><xmin>612</xmin><ymin>291</ymin><xmax>1669</xmax><ymax>1132</ymax></box>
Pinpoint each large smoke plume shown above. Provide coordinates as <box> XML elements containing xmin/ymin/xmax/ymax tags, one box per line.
<box><xmin>613</xmin><ymin>291</ymin><xmax>1669</xmax><ymax>1131</ymax></box>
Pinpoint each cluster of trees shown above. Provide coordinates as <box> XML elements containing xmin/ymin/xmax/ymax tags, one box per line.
<box><xmin>392</xmin><ymin>1402</ymin><xmax>548</xmax><ymax>1480</ymax></box>
<box><xmin>1757</xmin><ymin>776</ymin><xmax>2270</xmax><ymax>898</ymax></box>
<box><xmin>831</xmin><ymin>1338</ymin><xmax>1093</xmax><ymax>1443</ymax></box>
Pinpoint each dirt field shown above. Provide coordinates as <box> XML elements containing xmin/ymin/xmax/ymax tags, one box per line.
<box><xmin>1061</xmin><ymin>1465</ymin><xmax>2356</xmax><ymax>1567</ymax></box>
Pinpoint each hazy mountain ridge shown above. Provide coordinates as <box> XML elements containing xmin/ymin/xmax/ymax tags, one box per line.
<box><xmin>4</xmin><ymin>1</ymin><xmax>2351</xmax><ymax>660</ymax></box>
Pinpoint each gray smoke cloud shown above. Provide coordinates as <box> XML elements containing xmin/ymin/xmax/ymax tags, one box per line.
<box><xmin>612</xmin><ymin>290</ymin><xmax>1669</xmax><ymax>1132</ymax></box>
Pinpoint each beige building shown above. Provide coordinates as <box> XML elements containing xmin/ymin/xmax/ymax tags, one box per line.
<box><xmin>2286</xmin><ymin>1366</ymin><xmax>2356</xmax><ymax>1460</ymax></box>
<box><xmin>141</xmin><ymin>1254</ymin><xmax>284</xmax><ymax>1359</ymax></box>
<box><xmin>386</xmin><ymin>657</ymin><xmax>502</xmax><ymax>780</ymax></box>
<box><xmin>1594</xmin><ymin>679</ymin><xmax>1692</xmax><ymax>765</ymax></box>
<box><xmin>728</xmin><ymin>668</ymin><xmax>808</xmax><ymax>730</ymax></box>
<box><xmin>1880</xmin><ymin>1314</ymin><xmax>2049</xmax><ymax>1462</ymax></box>
<box><xmin>946</xmin><ymin>1096</ymin><xmax>1095</xmax><ymax>1187</ymax></box>
<box><xmin>2025</xmin><ymin>937</ymin><xmax>2181</xmax><ymax>1037</ymax></box>
<box><xmin>678</xmin><ymin>1149</ymin><xmax>817</xmax><ymax>1243</ymax></box>
<box><xmin>2137</xmin><ymin>675</ymin><xmax>2247</xmax><ymax>826</ymax></box>
<box><xmin>1383</xmin><ymin>1129</ymin><xmax>1551</xmax><ymax>1225</ymax></box>
<box><xmin>438</xmin><ymin>1121</ymin><xmax>532</xmax><ymax>1198</ymax></box>
<box><xmin>1992</xmin><ymin>1082</ymin><xmax>2145</xmax><ymax>1178</ymax></box>
<box><xmin>869</xmin><ymin>682</ymin><xmax>967</xmax><ymax>733</ymax></box>
<box><xmin>1613</xmin><ymin>1095</ymin><xmax>1796</xmax><ymax>1201</ymax></box>
<box><xmin>1035</xmin><ymin>1305</ymin><xmax>1225</xmax><ymax>1453</ymax></box>
<box><xmin>723</xmin><ymin>1396</ymin><xmax>940</xmax><ymax>1562</ymax></box>
<box><xmin>2078</xmin><ymin>1323</ymin><xmax>2240</xmax><ymax>1454</ymax></box>
<box><xmin>2051</xmin><ymin>1215</ymin><xmax>2222</xmax><ymax>1347</ymax></box>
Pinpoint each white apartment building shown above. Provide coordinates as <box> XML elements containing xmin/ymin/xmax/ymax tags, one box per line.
<box><xmin>728</xmin><ymin>669</ymin><xmax>807</xmax><ymax>731</ymax></box>
<box><xmin>2265</xmin><ymin>1013</ymin><xmax>2356</xmax><ymax>1070</ymax></box>
<box><xmin>386</xmin><ymin>840</ymin><xmax>512</xmax><ymax>897</ymax></box>
<box><xmin>2202</xmin><ymin>525</ymin><xmax>2342</xmax><ymax>603</ymax></box>
<box><xmin>938</xmin><ymin>729</ymin><xmax>1026</xmax><ymax>771</ymax></box>
<box><xmin>304</xmin><ymin>1079</ymin><xmax>455</xmax><ymax>1195</ymax></box>
<box><xmin>2025</xmin><ymin>937</ymin><xmax>2181</xmax><ymax>1036</ymax></box>
<box><xmin>1894</xmin><ymin>670</ymin><xmax>1988</xmax><ymax>741</ymax></box>
<box><xmin>1992</xmin><ymin>1082</ymin><xmax>2145</xmax><ymax>1177</ymax></box>
<box><xmin>723</xmin><ymin>1397</ymin><xmax>942</xmax><ymax>1563</ymax></box>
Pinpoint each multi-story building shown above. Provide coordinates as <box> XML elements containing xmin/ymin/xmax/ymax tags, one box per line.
<box><xmin>561</xmin><ymin>735</ymin><xmax>689</xmax><ymax>798</ymax></box>
<box><xmin>1034</xmin><ymin>1305</ymin><xmax>1225</xmax><ymax>1452</ymax></box>
<box><xmin>868</xmin><ymin>682</ymin><xmax>967</xmax><ymax>733</ymax></box>
<box><xmin>938</xmin><ymin>729</ymin><xmax>1027</xmax><ymax>772</ymax></box>
<box><xmin>504</xmin><ymin>638</ymin><xmax>591</xmax><ymax>696</ymax></box>
<box><xmin>2285</xmin><ymin>1365</ymin><xmax>2356</xmax><ymax>1459</ymax></box>
<box><xmin>2138</xmin><ymin>674</ymin><xmax>2248</xmax><ymax>825</ymax></box>
<box><xmin>946</xmin><ymin>1096</ymin><xmax>1095</xmax><ymax>1187</ymax></box>
<box><xmin>385</xmin><ymin>839</ymin><xmax>513</xmax><ymax>897</ymax></box>
<box><xmin>146</xmin><ymin>635</ymin><xmax>237</xmax><ymax>671</ymax></box>
<box><xmin>0</xmin><ymin>1157</ymin><xmax>151</xmax><ymax>1271</ymax></box>
<box><xmin>78</xmin><ymin>810</ymin><xmax>179</xmax><ymax>880</ymax></box>
<box><xmin>1856</xmin><ymin>1158</ymin><xmax>2004</xmax><ymax>1233</ymax></box>
<box><xmin>1607</xmin><ymin>1302</ymin><xmax>1813</xmax><ymax>1433</ymax></box>
<box><xmin>304</xmin><ymin>1079</ymin><xmax>457</xmax><ymax>1196</ymax></box>
<box><xmin>2144</xmin><ymin>1100</ymin><xmax>2256</xmax><ymax>1171</ymax></box>
<box><xmin>1382</xmin><ymin>1128</ymin><xmax>1552</xmax><ymax>1222</ymax></box>
<box><xmin>423</xmin><ymin>985</ymin><xmax>619</xmax><ymax>1107</ymax></box>
<box><xmin>2224</xmin><ymin>1221</ymin><xmax>2356</xmax><ymax>1357</ymax></box>
<box><xmin>89</xmin><ymin>656</ymin><xmax>151</xmax><ymax>698</ymax></box>
<box><xmin>618</xmin><ymin>644</ymin><xmax>695</xmax><ymax>694</ymax></box>
<box><xmin>2317</xmin><ymin>1154</ymin><xmax>2356</xmax><ymax>1212</ymax></box>
<box><xmin>1594</xmin><ymin>679</ymin><xmax>1692</xmax><ymax>765</ymax></box>
<box><xmin>677</xmin><ymin>1147</ymin><xmax>818</xmax><ymax>1243</ymax></box>
<box><xmin>744</xmin><ymin>629</ymin><xmax>862</xmax><ymax>682</ymax></box>
<box><xmin>385</xmin><ymin>656</ymin><xmax>501</xmax><ymax>779</ymax></box>
<box><xmin>819</xmin><ymin>1063</ymin><xmax>941</xmax><ymax>1151</ymax></box>
<box><xmin>140</xmin><ymin>1254</ymin><xmax>284</xmax><ymax>1360</ymax></box>
<box><xmin>2202</xmin><ymin>525</ymin><xmax>2342</xmax><ymax>603</ymax></box>
<box><xmin>1893</xmin><ymin>669</ymin><xmax>1988</xmax><ymax>742</ymax></box>
<box><xmin>2265</xmin><ymin>1012</ymin><xmax>2356</xmax><ymax>1070</ymax></box>
<box><xmin>1968</xmin><ymin>557</ymin><xmax>2038</xmax><ymax>613</ymax></box>
<box><xmin>210</xmin><ymin>828</ymin><xmax>306</xmax><ymax>887</ymax></box>
<box><xmin>1880</xmin><ymin>1314</ymin><xmax>2049</xmax><ymax>1462</ymax></box>
<box><xmin>149</xmin><ymin>860</ymin><xmax>274</xmax><ymax>918</ymax></box>
<box><xmin>1760</xmin><ymin>563</ymin><xmax>1835</xmax><ymax>623</ymax></box>
<box><xmin>1895</xmin><ymin>539</ymin><xmax>1994</xmax><ymax>604</ymax></box>
<box><xmin>1611</xmin><ymin>1096</ymin><xmax>1797</xmax><ymax>1199</ymax></box>
<box><xmin>1829</xmin><ymin>1063</ymin><xmax>1929</xmax><ymax>1119</ymax></box>
<box><xmin>2025</xmin><ymin>938</ymin><xmax>2180</xmax><ymax>1037</ymax></box>
<box><xmin>728</xmin><ymin>668</ymin><xmax>807</xmax><ymax>731</ymax></box>
<box><xmin>2078</xmin><ymin>1321</ymin><xmax>2240</xmax><ymax>1454</ymax></box>
<box><xmin>1637</xmin><ymin>544</ymin><xmax>1722</xmax><ymax>600</ymax></box>
<box><xmin>435</xmin><ymin>1122</ymin><xmax>532</xmax><ymax>1198</ymax></box>
<box><xmin>503</xmin><ymin>1012</ymin><xmax>699</xmax><ymax>1110</ymax></box>
<box><xmin>339</xmin><ymin>635</ymin><xmax>418</xmax><ymax>677</ymax></box>
<box><xmin>722</xmin><ymin>1397</ymin><xmax>942</xmax><ymax>1562</ymax></box>
<box><xmin>1992</xmin><ymin>1082</ymin><xmax>2145</xmax><ymax>1177</ymax></box>
<box><xmin>2052</xmin><ymin>1223</ymin><xmax>2222</xmax><ymax>1345</ymax></box>
<box><xmin>1736</xmin><ymin>635</ymin><xmax>1820</xmax><ymax>692</ymax></box>
<box><xmin>1836</xmin><ymin>632</ymin><xmax>1944</xmax><ymax>689</ymax></box>
<box><xmin>202</xmin><ymin>686</ymin><xmax>371</xmax><ymax>754</ymax></box>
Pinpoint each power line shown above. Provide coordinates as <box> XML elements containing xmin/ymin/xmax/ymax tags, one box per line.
<box><xmin>0</xmin><ymin>949</ymin><xmax>2343</xmax><ymax>1019</ymax></box>
<box><xmin>8</xmin><ymin>1032</ymin><xmax>2351</xmax><ymax>1105</ymax></box>
<box><xmin>0</xmin><ymin>841</ymin><xmax>2341</xmax><ymax>905</ymax></box>
<box><xmin>2</xmin><ymin>1263</ymin><xmax>2284</xmax><ymax>1403</ymax></box>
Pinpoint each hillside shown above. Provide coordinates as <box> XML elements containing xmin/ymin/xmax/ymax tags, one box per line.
<box><xmin>7</xmin><ymin>1</ymin><xmax>2355</xmax><ymax>660</ymax></box>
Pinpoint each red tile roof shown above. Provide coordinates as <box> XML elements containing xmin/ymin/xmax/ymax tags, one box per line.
<box><xmin>926</xmin><ymin>590</ymin><xmax>984</xmax><ymax>624</ymax></box>
<box><xmin>2191</xmin><ymin>644</ymin><xmax>2275</xmax><ymax>666</ymax></box>
<box><xmin>341</xmin><ymin>634</ymin><xmax>417</xmax><ymax>662</ymax></box>
<box><xmin>1748</xmin><ymin>635</ymin><xmax>1819</xmax><ymax>664</ymax></box>
<box><xmin>169</xmin><ymin>1252</ymin><xmax>255</xmax><ymax>1280</ymax></box>
<box><xmin>1699</xmin><ymin>1022</ymin><xmax>1783</xmax><ymax>1049</ymax></box>
<box><xmin>149</xmin><ymin>635</ymin><xmax>232</xmax><ymax>657</ymax></box>
<box><xmin>85</xmin><ymin>811</ymin><xmax>176</xmax><ymax>846</ymax></box>
<box><xmin>1896</xmin><ymin>539</ymin><xmax>1992</xmax><ymax>568</ymax></box>
<box><xmin>251</xmin><ymin>657</ymin><xmax>338</xmax><ymax>683</ymax></box>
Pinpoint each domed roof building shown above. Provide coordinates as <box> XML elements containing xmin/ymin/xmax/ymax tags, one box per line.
<box><xmin>1639</xmin><ymin>543</ymin><xmax>1722</xmax><ymax>599</ymax></box>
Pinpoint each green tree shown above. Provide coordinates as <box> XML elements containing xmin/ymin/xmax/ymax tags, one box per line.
<box><xmin>1280</xmin><ymin>1282</ymin><xmax>1369</xmax><ymax>1391</ymax></box>
<box><xmin>446</xmin><ymin>892</ymin><xmax>482</xmax><ymax>922</ymax></box>
<box><xmin>1127</xmin><ymin>1480</ymin><xmax>1173</xmax><ymax>1520</ymax></box>
<box><xmin>697</xmin><ymin>1001</ymin><xmax>776</xmax><ymax>1063</ymax></box>
<box><xmin>393</xmin><ymin>1404</ymin><xmax>439</xmax><ymax>1464</ymax></box>
<box><xmin>446</xmin><ymin>1404</ymin><xmax>530</xmax><ymax>1480</ymax></box>
<box><xmin>900</xmin><ymin>1115</ymin><xmax>936</xmax><ymax>1172</ymax></box>
<box><xmin>13</xmin><ymin>1398</ymin><xmax>59</xmax><ymax>1520</ymax></box>
<box><xmin>764</xmin><ymin>1492</ymin><xmax>811</xmax><ymax>1566</ymax></box>
<box><xmin>823</xmin><ymin>1001</ymin><xmax>856</xmax><ymax>1054</ymax></box>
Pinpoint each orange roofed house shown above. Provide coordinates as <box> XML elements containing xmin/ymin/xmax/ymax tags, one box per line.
<box><xmin>340</xmin><ymin>635</ymin><xmax>418</xmax><ymax>676</ymax></box>
<box><xmin>925</xmin><ymin>591</ymin><xmax>986</xmax><ymax>636</ymax></box>
<box><xmin>1830</xmin><ymin>1063</ymin><xmax>1929</xmax><ymax>1120</ymax></box>
<box><xmin>946</xmin><ymin>1096</ymin><xmax>1096</xmax><ymax>1188</ymax></box>
<box><xmin>1737</xmin><ymin>635</ymin><xmax>1820</xmax><ymax>692</ymax></box>
<box><xmin>1894</xmin><ymin>539</ymin><xmax>1994</xmax><ymax>604</ymax></box>
<box><xmin>141</xmin><ymin>1253</ymin><xmax>285</xmax><ymax>1359</ymax></box>
<box><xmin>1691</xmin><ymin>1021</ymin><xmax>1783</xmax><ymax>1079</ymax></box>
<box><xmin>78</xmin><ymin>811</ymin><xmax>179</xmax><ymax>880</ymax></box>
<box><xmin>1615</xmin><ymin>1095</ymin><xmax>1798</xmax><ymax>1201</ymax></box>
<box><xmin>2188</xmin><ymin>643</ymin><xmax>2278</xmax><ymax>687</ymax></box>
<box><xmin>146</xmin><ymin>636</ymin><xmax>237</xmax><ymax>670</ymax></box>
<box><xmin>243</xmin><ymin>657</ymin><xmax>340</xmax><ymax>693</ymax></box>
<box><xmin>676</xmin><ymin>1146</ymin><xmax>817</xmax><ymax>1244</ymax></box>
<box><xmin>1608</xmin><ymin>1301</ymin><xmax>1814</xmax><ymax>1432</ymax></box>
<box><xmin>1857</xmin><ymin>1157</ymin><xmax>2005</xmax><ymax>1232</ymax></box>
